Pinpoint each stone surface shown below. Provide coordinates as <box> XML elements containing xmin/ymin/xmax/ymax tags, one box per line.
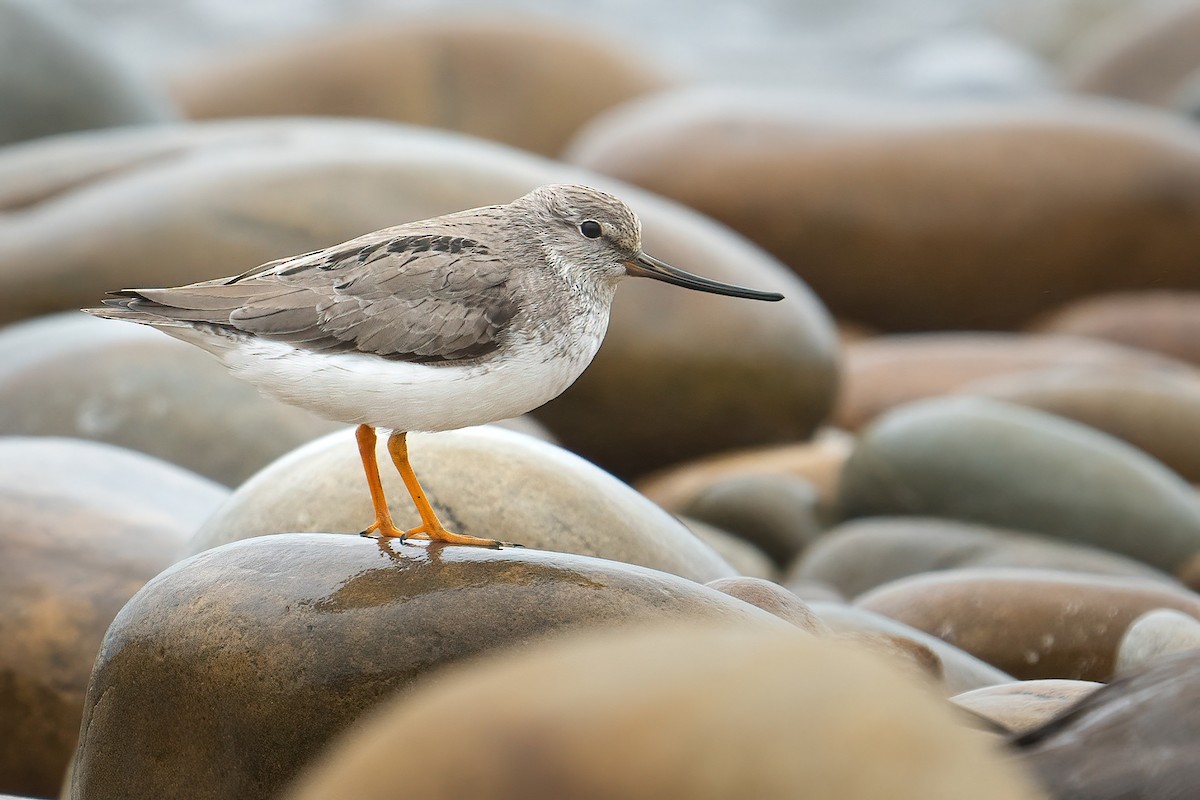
<box><xmin>856</xmin><ymin>568</ymin><xmax>1200</xmax><ymax>681</ymax></box>
<box><xmin>0</xmin><ymin>118</ymin><xmax>836</xmax><ymax>478</ymax></box>
<box><xmin>1014</xmin><ymin>650</ymin><xmax>1200</xmax><ymax>800</ymax></box>
<box><xmin>961</xmin><ymin>366</ymin><xmax>1200</xmax><ymax>483</ymax></box>
<box><xmin>0</xmin><ymin>437</ymin><xmax>225</xmax><ymax>798</ymax></box>
<box><xmin>567</xmin><ymin>88</ymin><xmax>1200</xmax><ymax>330</ymax></box>
<box><xmin>793</xmin><ymin>517</ymin><xmax>1177</xmax><ymax>599</ymax></box>
<box><xmin>191</xmin><ymin>426</ymin><xmax>735</xmax><ymax>583</ymax></box>
<box><xmin>680</xmin><ymin>473</ymin><xmax>822</xmax><ymax>567</ymax></box>
<box><xmin>839</xmin><ymin>396</ymin><xmax>1200</xmax><ymax>576</ymax></box>
<box><xmin>0</xmin><ymin>0</ymin><xmax>174</xmax><ymax>146</ymax></box>
<box><xmin>170</xmin><ymin>15</ymin><xmax>670</xmax><ymax>157</ymax></box>
<box><xmin>809</xmin><ymin>602</ymin><xmax>1015</xmax><ymax>694</ymax></box>
<box><xmin>680</xmin><ymin>517</ymin><xmax>777</xmax><ymax>580</ymax></box>
<box><xmin>1115</xmin><ymin>608</ymin><xmax>1200</xmax><ymax>674</ymax></box>
<box><xmin>68</xmin><ymin>534</ymin><xmax>783</xmax><ymax>800</ymax></box>
<box><xmin>1032</xmin><ymin>290</ymin><xmax>1200</xmax><ymax>367</ymax></box>
<box><xmin>705</xmin><ymin>577</ymin><xmax>829</xmax><ymax>634</ymax></box>
<box><xmin>0</xmin><ymin>312</ymin><xmax>340</xmax><ymax>486</ymax></box>
<box><xmin>836</xmin><ymin>332</ymin><xmax>1194</xmax><ymax>431</ymax></box>
<box><xmin>283</xmin><ymin>624</ymin><xmax>1042</xmax><ymax>800</ymax></box>
<box><xmin>951</xmin><ymin>680</ymin><xmax>1102</xmax><ymax>736</ymax></box>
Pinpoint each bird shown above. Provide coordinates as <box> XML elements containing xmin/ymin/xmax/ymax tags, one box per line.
<box><xmin>86</xmin><ymin>184</ymin><xmax>784</xmax><ymax>548</ymax></box>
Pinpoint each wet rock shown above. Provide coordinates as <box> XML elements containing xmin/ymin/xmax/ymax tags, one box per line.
<box><xmin>705</xmin><ymin>577</ymin><xmax>829</xmax><ymax>634</ymax></box>
<box><xmin>809</xmin><ymin>602</ymin><xmax>1015</xmax><ymax>694</ymax></box>
<box><xmin>836</xmin><ymin>332</ymin><xmax>1192</xmax><ymax>431</ymax></box>
<box><xmin>0</xmin><ymin>312</ymin><xmax>340</xmax><ymax>486</ymax></box>
<box><xmin>680</xmin><ymin>517</ymin><xmax>778</xmax><ymax>580</ymax></box>
<box><xmin>0</xmin><ymin>118</ymin><xmax>835</xmax><ymax>478</ymax></box>
<box><xmin>191</xmin><ymin>426</ymin><xmax>735</xmax><ymax>583</ymax></box>
<box><xmin>69</xmin><ymin>534</ymin><xmax>783</xmax><ymax>800</ymax></box>
<box><xmin>283</xmin><ymin>624</ymin><xmax>1042</xmax><ymax>800</ymax></box>
<box><xmin>0</xmin><ymin>0</ymin><xmax>174</xmax><ymax>146</ymax></box>
<box><xmin>793</xmin><ymin>517</ymin><xmax>1177</xmax><ymax>599</ymax></box>
<box><xmin>0</xmin><ymin>437</ymin><xmax>225</xmax><ymax>798</ymax></box>
<box><xmin>1032</xmin><ymin>290</ymin><xmax>1200</xmax><ymax>367</ymax></box>
<box><xmin>1115</xmin><ymin>608</ymin><xmax>1200</xmax><ymax>673</ymax></box>
<box><xmin>961</xmin><ymin>366</ymin><xmax>1200</xmax><ymax>483</ymax></box>
<box><xmin>567</xmin><ymin>88</ymin><xmax>1200</xmax><ymax>330</ymax></box>
<box><xmin>856</xmin><ymin>568</ymin><xmax>1200</xmax><ymax>680</ymax></box>
<box><xmin>171</xmin><ymin>15</ymin><xmax>670</xmax><ymax>158</ymax></box>
<box><xmin>1014</xmin><ymin>650</ymin><xmax>1200</xmax><ymax>800</ymax></box>
<box><xmin>680</xmin><ymin>473</ymin><xmax>822</xmax><ymax>567</ymax></box>
<box><xmin>951</xmin><ymin>680</ymin><xmax>1102</xmax><ymax>735</ymax></box>
<box><xmin>839</xmin><ymin>396</ymin><xmax>1200</xmax><ymax>576</ymax></box>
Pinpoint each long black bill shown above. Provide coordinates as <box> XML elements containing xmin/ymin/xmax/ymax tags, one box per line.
<box><xmin>625</xmin><ymin>252</ymin><xmax>784</xmax><ymax>302</ymax></box>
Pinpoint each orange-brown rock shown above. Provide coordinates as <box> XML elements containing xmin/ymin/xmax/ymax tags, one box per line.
<box><xmin>170</xmin><ymin>15</ymin><xmax>671</xmax><ymax>157</ymax></box>
<box><xmin>567</xmin><ymin>89</ymin><xmax>1200</xmax><ymax>330</ymax></box>
<box><xmin>1032</xmin><ymin>290</ymin><xmax>1200</xmax><ymax>367</ymax></box>
<box><xmin>0</xmin><ymin>437</ymin><xmax>225</xmax><ymax>798</ymax></box>
<box><xmin>856</xmin><ymin>568</ymin><xmax>1200</xmax><ymax>680</ymax></box>
<box><xmin>283</xmin><ymin>624</ymin><xmax>1042</xmax><ymax>800</ymax></box>
<box><xmin>951</xmin><ymin>680</ymin><xmax>1102</xmax><ymax>735</ymax></box>
<box><xmin>706</xmin><ymin>577</ymin><xmax>829</xmax><ymax>634</ymax></box>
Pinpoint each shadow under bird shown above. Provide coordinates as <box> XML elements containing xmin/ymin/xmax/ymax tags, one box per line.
<box><xmin>86</xmin><ymin>184</ymin><xmax>783</xmax><ymax>548</ymax></box>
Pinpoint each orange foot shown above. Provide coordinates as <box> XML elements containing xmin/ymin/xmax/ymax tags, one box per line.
<box><xmin>359</xmin><ymin>520</ymin><xmax>519</xmax><ymax>549</ymax></box>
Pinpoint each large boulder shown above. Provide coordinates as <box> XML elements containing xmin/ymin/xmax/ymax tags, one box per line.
<box><xmin>566</xmin><ymin>88</ymin><xmax>1200</xmax><ymax>330</ymax></box>
<box><xmin>0</xmin><ymin>118</ymin><xmax>837</xmax><ymax>478</ymax></box>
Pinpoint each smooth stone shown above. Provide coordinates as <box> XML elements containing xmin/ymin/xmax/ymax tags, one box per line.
<box><xmin>961</xmin><ymin>366</ymin><xmax>1200</xmax><ymax>483</ymax></box>
<box><xmin>783</xmin><ymin>579</ymin><xmax>846</xmax><ymax>604</ymax></box>
<box><xmin>793</xmin><ymin>517</ymin><xmax>1178</xmax><ymax>599</ymax></box>
<box><xmin>705</xmin><ymin>577</ymin><xmax>829</xmax><ymax>634</ymax></box>
<box><xmin>636</xmin><ymin>428</ymin><xmax>854</xmax><ymax>521</ymax></box>
<box><xmin>0</xmin><ymin>437</ymin><xmax>225</xmax><ymax>798</ymax></box>
<box><xmin>856</xmin><ymin>568</ymin><xmax>1200</xmax><ymax>681</ymax></box>
<box><xmin>951</xmin><ymin>680</ymin><xmax>1102</xmax><ymax>735</ymax></box>
<box><xmin>1116</xmin><ymin>608</ymin><xmax>1200</xmax><ymax>673</ymax></box>
<box><xmin>680</xmin><ymin>473</ymin><xmax>823</xmax><ymax>567</ymax></box>
<box><xmin>839</xmin><ymin>396</ymin><xmax>1200</xmax><ymax>576</ymax></box>
<box><xmin>567</xmin><ymin>88</ymin><xmax>1200</xmax><ymax>330</ymax></box>
<box><xmin>680</xmin><ymin>517</ymin><xmax>778</xmax><ymax>580</ymax></box>
<box><xmin>68</xmin><ymin>534</ymin><xmax>784</xmax><ymax>800</ymax></box>
<box><xmin>0</xmin><ymin>0</ymin><xmax>174</xmax><ymax>146</ymax></box>
<box><xmin>170</xmin><ymin>15</ymin><xmax>670</xmax><ymax>158</ymax></box>
<box><xmin>283</xmin><ymin>624</ymin><xmax>1042</xmax><ymax>800</ymax></box>
<box><xmin>836</xmin><ymin>331</ymin><xmax>1194</xmax><ymax>431</ymax></box>
<box><xmin>0</xmin><ymin>312</ymin><xmax>341</xmax><ymax>486</ymax></box>
<box><xmin>1032</xmin><ymin>290</ymin><xmax>1200</xmax><ymax>367</ymax></box>
<box><xmin>1014</xmin><ymin>650</ymin><xmax>1200</xmax><ymax>799</ymax></box>
<box><xmin>191</xmin><ymin>426</ymin><xmax>735</xmax><ymax>583</ymax></box>
<box><xmin>0</xmin><ymin>118</ymin><xmax>835</xmax><ymax>478</ymax></box>
<box><xmin>809</xmin><ymin>602</ymin><xmax>1016</xmax><ymax>695</ymax></box>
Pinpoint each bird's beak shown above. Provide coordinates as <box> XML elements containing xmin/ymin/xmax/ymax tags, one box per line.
<box><xmin>625</xmin><ymin>251</ymin><xmax>784</xmax><ymax>302</ymax></box>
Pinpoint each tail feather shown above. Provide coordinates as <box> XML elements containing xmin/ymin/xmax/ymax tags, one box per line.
<box><xmin>83</xmin><ymin>290</ymin><xmax>229</xmax><ymax>327</ymax></box>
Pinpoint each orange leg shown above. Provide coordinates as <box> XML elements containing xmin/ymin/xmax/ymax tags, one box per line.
<box><xmin>355</xmin><ymin>424</ymin><xmax>406</xmax><ymax>538</ymax></box>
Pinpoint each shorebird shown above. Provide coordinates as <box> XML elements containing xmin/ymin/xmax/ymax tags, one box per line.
<box><xmin>87</xmin><ymin>184</ymin><xmax>783</xmax><ymax>548</ymax></box>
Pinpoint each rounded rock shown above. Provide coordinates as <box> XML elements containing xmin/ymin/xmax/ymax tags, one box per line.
<box><xmin>680</xmin><ymin>517</ymin><xmax>778</xmax><ymax>580</ymax></box>
<box><xmin>567</xmin><ymin>88</ymin><xmax>1200</xmax><ymax>330</ymax></box>
<box><xmin>191</xmin><ymin>426</ymin><xmax>735</xmax><ymax>583</ymax></box>
<box><xmin>793</xmin><ymin>517</ymin><xmax>1177</xmax><ymax>599</ymax></box>
<box><xmin>705</xmin><ymin>577</ymin><xmax>829</xmax><ymax>634</ymax></box>
<box><xmin>283</xmin><ymin>624</ymin><xmax>1042</xmax><ymax>800</ymax></box>
<box><xmin>1115</xmin><ymin>608</ymin><xmax>1200</xmax><ymax>674</ymax></box>
<box><xmin>68</xmin><ymin>534</ymin><xmax>783</xmax><ymax>800</ymax></box>
<box><xmin>0</xmin><ymin>117</ymin><xmax>836</xmax><ymax>478</ymax></box>
<box><xmin>0</xmin><ymin>437</ymin><xmax>225</xmax><ymax>798</ymax></box>
<box><xmin>1032</xmin><ymin>290</ymin><xmax>1200</xmax><ymax>367</ymax></box>
<box><xmin>839</xmin><ymin>396</ymin><xmax>1200</xmax><ymax>576</ymax></box>
<box><xmin>951</xmin><ymin>680</ymin><xmax>1102</xmax><ymax>735</ymax></box>
<box><xmin>856</xmin><ymin>568</ymin><xmax>1200</xmax><ymax>680</ymax></box>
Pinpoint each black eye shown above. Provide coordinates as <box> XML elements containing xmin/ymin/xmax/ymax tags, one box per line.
<box><xmin>579</xmin><ymin>220</ymin><xmax>602</xmax><ymax>239</ymax></box>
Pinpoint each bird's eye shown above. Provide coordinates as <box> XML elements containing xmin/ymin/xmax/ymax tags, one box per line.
<box><xmin>579</xmin><ymin>220</ymin><xmax>602</xmax><ymax>239</ymax></box>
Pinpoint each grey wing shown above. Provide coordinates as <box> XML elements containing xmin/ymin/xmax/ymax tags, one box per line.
<box><xmin>96</xmin><ymin>233</ymin><xmax>520</xmax><ymax>363</ymax></box>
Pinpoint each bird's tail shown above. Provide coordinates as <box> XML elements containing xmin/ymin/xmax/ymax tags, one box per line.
<box><xmin>83</xmin><ymin>290</ymin><xmax>221</xmax><ymax>328</ymax></box>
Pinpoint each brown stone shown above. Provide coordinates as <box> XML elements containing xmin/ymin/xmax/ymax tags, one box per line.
<box><xmin>1115</xmin><ymin>608</ymin><xmax>1200</xmax><ymax>674</ymax></box>
<box><xmin>68</xmin><ymin>535</ymin><xmax>784</xmax><ymax>800</ymax></box>
<box><xmin>1032</xmin><ymin>290</ymin><xmax>1200</xmax><ymax>367</ymax></box>
<box><xmin>951</xmin><ymin>680</ymin><xmax>1102</xmax><ymax>736</ymax></box>
<box><xmin>792</xmin><ymin>517</ymin><xmax>1177</xmax><ymax>600</ymax></box>
<box><xmin>190</xmin><ymin>426</ymin><xmax>735</xmax><ymax>583</ymax></box>
<box><xmin>681</xmin><ymin>517</ymin><xmax>778</xmax><ymax>580</ymax></box>
<box><xmin>283</xmin><ymin>624</ymin><xmax>1042</xmax><ymax>800</ymax></box>
<box><xmin>705</xmin><ymin>577</ymin><xmax>829</xmax><ymax>634</ymax></box>
<box><xmin>835</xmin><ymin>331</ymin><xmax>1193</xmax><ymax>431</ymax></box>
<box><xmin>170</xmin><ymin>15</ymin><xmax>671</xmax><ymax>157</ymax></box>
<box><xmin>0</xmin><ymin>118</ymin><xmax>836</xmax><ymax>479</ymax></box>
<box><xmin>0</xmin><ymin>437</ymin><xmax>225</xmax><ymax>798</ymax></box>
<box><xmin>567</xmin><ymin>88</ymin><xmax>1200</xmax><ymax>330</ymax></box>
<box><xmin>856</xmin><ymin>568</ymin><xmax>1200</xmax><ymax>681</ymax></box>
